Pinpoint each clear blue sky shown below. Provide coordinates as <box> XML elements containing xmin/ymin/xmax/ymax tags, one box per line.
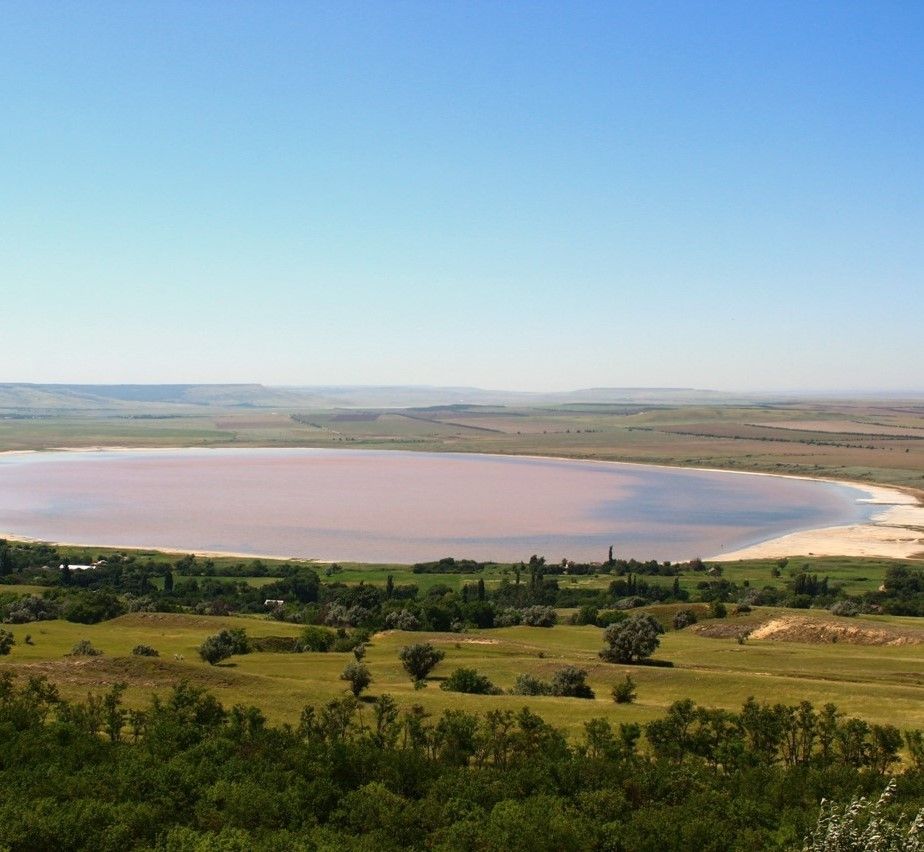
<box><xmin>2</xmin><ymin>1</ymin><xmax>921</xmax><ymax>391</ymax></box>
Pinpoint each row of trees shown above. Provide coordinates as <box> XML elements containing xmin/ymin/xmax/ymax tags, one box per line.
<box><xmin>0</xmin><ymin>673</ymin><xmax>922</xmax><ymax>850</ymax></box>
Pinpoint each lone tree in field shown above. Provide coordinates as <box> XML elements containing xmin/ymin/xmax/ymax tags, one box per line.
<box><xmin>340</xmin><ymin>661</ymin><xmax>372</xmax><ymax>697</ymax></box>
<box><xmin>199</xmin><ymin>628</ymin><xmax>249</xmax><ymax>666</ymax></box>
<box><xmin>600</xmin><ymin>613</ymin><xmax>664</xmax><ymax>664</ymax></box>
<box><xmin>399</xmin><ymin>642</ymin><xmax>445</xmax><ymax>685</ymax></box>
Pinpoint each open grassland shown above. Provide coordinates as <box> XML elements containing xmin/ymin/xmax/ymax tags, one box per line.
<box><xmin>2</xmin><ymin>607</ymin><xmax>922</xmax><ymax>737</ymax></box>
<box><xmin>4</xmin><ymin>399</ymin><xmax>924</xmax><ymax>493</ymax></box>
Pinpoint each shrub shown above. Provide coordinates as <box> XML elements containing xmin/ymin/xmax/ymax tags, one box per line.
<box><xmin>511</xmin><ymin>673</ymin><xmax>551</xmax><ymax>696</ymax></box>
<box><xmin>709</xmin><ymin>601</ymin><xmax>728</xmax><ymax>619</ymax></box>
<box><xmin>62</xmin><ymin>589</ymin><xmax>126</xmax><ymax>624</ymax></box>
<box><xmin>131</xmin><ymin>644</ymin><xmax>159</xmax><ymax>657</ymax></box>
<box><xmin>802</xmin><ymin>779</ymin><xmax>924</xmax><ymax>852</ymax></box>
<box><xmin>549</xmin><ymin>666</ymin><xmax>594</xmax><ymax>699</ymax></box>
<box><xmin>0</xmin><ymin>629</ymin><xmax>14</xmax><ymax>655</ymax></box>
<box><xmin>830</xmin><ymin>599</ymin><xmax>861</xmax><ymax>617</ymax></box>
<box><xmin>612</xmin><ymin>674</ymin><xmax>637</xmax><ymax>704</ymax></box>
<box><xmin>672</xmin><ymin>609</ymin><xmax>698</xmax><ymax>630</ymax></box>
<box><xmin>494</xmin><ymin>608</ymin><xmax>522</xmax><ymax>627</ymax></box>
<box><xmin>399</xmin><ymin>642</ymin><xmax>445</xmax><ymax>684</ymax></box>
<box><xmin>68</xmin><ymin>639</ymin><xmax>102</xmax><ymax>657</ymax></box>
<box><xmin>198</xmin><ymin>628</ymin><xmax>249</xmax><ymax>666</ymax></box>
<box><xmin>571</xmin><ymin>605</ymin><xmax>598</xmax><ymax>626</ymax></box>
<box><xmin>600</xmin><ymin>613</ymin><xmax>664</xmax><ymax>664</ymax></box>
<box><xmin>384</xmin><ymin>609</ymin><xmax>421</xmax><ymax>631</ymax></box>
<box><xmin>520</xmin><ymin>606</ymin><xmax>557</xmax><ymax>627</ymax></box>
<box><xmin>3</xmin><ymin>595</ymin><xmax>59</xmax><ymax>624</ymax></box>
<box><xmin>295</xmin><ymin>625</ymin><xmax>336</xmax><ymax>652</ymax></box>
<box><xmin>440</xmin><ymin>667</ymin><xmax>501</xmax><ymax>695</ymax></box>
<box><xmin>340</xmin><ymin>662</ymin><xmax>372</xmax><ymax>697</ymax></box>
<box><xmin>596</xmin><ymin>610</ymin><xmax>628</xmax><ymax>628</ymax></box>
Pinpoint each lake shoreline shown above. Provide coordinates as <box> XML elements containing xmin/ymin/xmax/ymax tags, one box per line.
<box><xmin>0</xmin><ymin>445</ymin><xmax>922</xmax><ymax>563</ymax></box>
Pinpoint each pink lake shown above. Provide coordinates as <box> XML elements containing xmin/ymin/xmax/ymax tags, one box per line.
<box><xmin>0</xmin><ymin>448</ymin><xmax>873</xmax><ymax>563</ymax></box>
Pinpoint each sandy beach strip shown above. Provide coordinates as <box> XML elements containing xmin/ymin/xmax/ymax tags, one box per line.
<box><xmin>710</xmin><ymin>484</ymin><xmax>924</xmax><ymax>561</ymax></box>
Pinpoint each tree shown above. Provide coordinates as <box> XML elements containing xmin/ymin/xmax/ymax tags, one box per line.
<box><xmin>440</xmin><ymin>667</ymin><xmax>500</xmax><ymax>695</ymax></box>
<box><xmin>399</xmin><ymin>642</ymin><xmax>445</xmax><ymax>684</ymax></box>
<box><xmin>600</xmin><ymin>614</ymin><xmax>664</xmax><ymax>664</ymax></box>
<box><xmin>163</xmin><ymin>569</ymin><xmax>174</xmax><ymax>593</ymax></box>
<box><xmin>549</xmin><ymin>666</ymin><xmax>594</xmax><ymax>699</ymax></box>
<box><xmin>340</xmin><ymin>662</ymin><xmax>372</xmax><ymax>697</ymax></box>
<box><xmin>673</xmin><ymin>609</ymin><xmax>698</xmax><ymax>630</ymax></box>
<box><xmin>198</xmin><ymin>628</ymin><xmax>249</xmax><ymax>666</ymax></box>
<box><xmin>0</xmin><ymin>629</ymin><xmax>15</xmax><ymax>656</ymax></box>
<box><xmin>612</xmin><ymin>675</ymin><xmax>637</xmax><ymax>704</ymax></box>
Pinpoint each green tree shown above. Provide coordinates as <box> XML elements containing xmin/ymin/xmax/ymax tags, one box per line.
<box><xmin>0</xmin><ymin>629</ymin><xmax>15</xmax><ymax>655</ymax></box>
<box><xmin>340</xmin><ymin>661</ymin><xmax>372</xmax><ymax>697</ymax></box>
<box><xmin>440</xmin><ymin>667</ymin><xmax>500</xmax><ymax>695</ymax></box>
<box><xmin>399</xmin><ymin>642</ymin><xmax>445</xmax><ymax>685</ymax></box>
<box><xmin>612</xmin><ymin>674</ymin><xmax>637</xmax><ymax>704</ymax></box>
<box><xmin>549</xmin><ymin>666</ymin><xmax>594</xmax><ymax>699</ymax></box>
<box><xmin>198</xmin><ymin>628</ymin><xmax>249</xmax><ymax>665</ymax></box>
<box><xmin>599</xmin><ymin>613</ymin><xmax>664</xmax><ymax>664</ymax></box>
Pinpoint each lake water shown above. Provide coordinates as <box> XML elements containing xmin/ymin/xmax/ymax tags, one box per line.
<box><xmin>0</xmin><ymin>448</ymin><xmax>874</xmax><ymax>563</ymax></box>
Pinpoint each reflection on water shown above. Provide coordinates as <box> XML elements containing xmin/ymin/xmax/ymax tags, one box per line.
<box><xmin>0</xmin><ymin>448</ymin><xmax>873</xmax><ymax>563</ymax></box>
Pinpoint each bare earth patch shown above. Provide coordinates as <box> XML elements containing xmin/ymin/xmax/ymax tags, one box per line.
<box><xmin>693</xmin><ymin>615</ymin><xmax>922</xmax><ymax>646</ymax></box>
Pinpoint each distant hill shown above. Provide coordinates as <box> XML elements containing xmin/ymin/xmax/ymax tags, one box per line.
<box><xmin>0</xmin><ymin>383</ymin><xmax>759</xmax><ymax>412</ymax></box>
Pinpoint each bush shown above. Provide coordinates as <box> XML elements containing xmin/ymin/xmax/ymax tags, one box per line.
<box><xmin>198</xmin><ymin>628</ymin><xmax>249</xmax><ymax>666</ymax></box>
<box><xmin>520</xmin><ymin>606</ymin><xmax>557</xmax><ymax>627</ymax></box>
<box><xmin>399</xmin><ymin>642</ymin><xmax>445</xmax><ymax>684</ymax></box>
<box><xmin>612</xmin><ymin>675</ymin><xmax>637</xmax><ymax>704</ymax></box>
<box><xmin>384</xmin><ymin>609</ymin><xmax>421</xmax><ymax>631</ymax></box>
<box><xmin>131</xmin><ymin>644</ymin><xmax>159</xmax><ymax>657</ymax></box>
<box><xmin>295</xmin><ymin>625</ymin><xmax>336</xmax><ymax>652</ymax></box>
<box><xmin>340</xmin><ymin>662</ymin><xmax>372</xmax><ymax>697</ymax></box>
<box><xmin>68</xmin><ymin>639</ymin><xmax>102</xmax><ymax>657</ymax></box>
<box><xmin>709</xmin><ymin>601</ymin><xmax>728</xmax><ymax>619</ymax></box>
<box><xmin>494</xmin><ymin>608</ymin><xmax>522</xmax><ymax>627</ymax></box>
<box><xmin>440</xmin><ymin>667</ymin><xmax>501</xmax><ymax>695</ymax></box>
<box><xmin>549</xmin><ymin>666</ymin><xmax>594</xmax><ymax>699</ymax></box>
<box><xmin>600</xmin><ymin>614</ymin><xmax>664</xmax><ymax>664</ymax></box>
<box><xmin>2</xmin><ymin>595</ymin><xmax>59</xmax><ymax>624</ymax></box>
<box><xmin>596</xmin><ymin>610</ymin><xmax>628</xmax><ymax>628</ymax></box>
<box><xmin>511</xmin><ymin>673</ymin><xmax>551</xmax><ymax>696</ymax></box>
<box><xmin>672</xmin><ymin>609</ymin><xmax>698</xmax><ymax>630</ymax></box>
<box><xmin>571</xmin><ymin>605</ymin><xmax>598</xmax><ymax>626</ymax></box>
<box><xmin>830</xmin><ymin>599</ymin><xmax>861</xmax><ymax>617</ymax></box>
<box><xmin>0</xmin><ymin>629</ymin><xmax>14</xmax><ymax>655</ymax></box>
<box><xmin>802</xmin><ymin>779</ymin><xmax>924</xmax><ymax>852</ymax></box>
<box><xmin>62</xmin><ymin>589</ymin><xmax>126</xmax><ymax>624</ymax></box>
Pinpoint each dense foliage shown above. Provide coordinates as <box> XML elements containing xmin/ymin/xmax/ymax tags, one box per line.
<box><xmin>0</xmin><ymin>675</ymin><xmax>922</xmax><ymax>850</ymax></box>
<box><xmin>3</xmin><ymin>541</ymin><xmax>924</xmax><ymax>633</ymax></box>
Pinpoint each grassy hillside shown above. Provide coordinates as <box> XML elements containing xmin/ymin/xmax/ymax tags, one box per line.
<box><xmin>2</xmin><ymin>607</ymin><xmax>921</xmax><ymax>736</ymax></box>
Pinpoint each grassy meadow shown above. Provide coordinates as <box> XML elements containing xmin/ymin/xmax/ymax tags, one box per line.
<box><xmin>2</xmin><ymin>605</ymin><xmax>922</xmax><ymax>738</ymax></box>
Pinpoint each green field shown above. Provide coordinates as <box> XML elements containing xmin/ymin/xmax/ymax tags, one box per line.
<box><xmin>3</xmin><ymin>606</ymin><xmax>922</xmax><ymax>737</ymax></box>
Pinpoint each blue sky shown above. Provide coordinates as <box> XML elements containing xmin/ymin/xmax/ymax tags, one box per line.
<box><xmin>2</xmin><ymin>1</ymin><xmax>921</xmax><ymax>391</ymax></box>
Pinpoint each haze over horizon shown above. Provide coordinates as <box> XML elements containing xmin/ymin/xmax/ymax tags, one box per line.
<box><xmin>3</xmin><ymin>2</ymin><xmax>922</xmax><ymax>392</ymax></box>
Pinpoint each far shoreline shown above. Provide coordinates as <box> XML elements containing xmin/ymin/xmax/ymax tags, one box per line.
<box><xmin>1</xmin><ymin>444</ymin><xmax>923</xmax><ymax>564</ymax></box>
